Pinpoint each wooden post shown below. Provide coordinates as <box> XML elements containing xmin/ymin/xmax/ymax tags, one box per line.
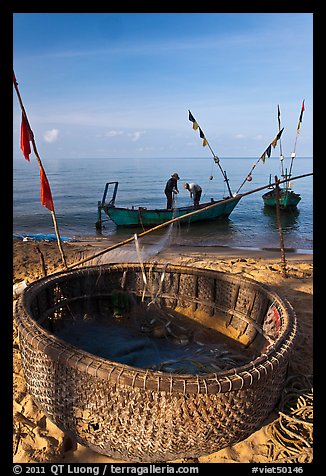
<box><xmin>35</xmin><ymin>245</ymin><xmax>47</xmax><ymax>277</ymax></box>
<box><xmin>274</xmin><ymin>176</ymin><xmax>287</xmax><ymax>278</ymax></box>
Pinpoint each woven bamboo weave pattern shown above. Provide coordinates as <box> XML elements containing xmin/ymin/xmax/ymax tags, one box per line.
<box><xmin>15</xmin><ymin>263</ymin><xmax>296</xmax><ymax>462</ymax></box>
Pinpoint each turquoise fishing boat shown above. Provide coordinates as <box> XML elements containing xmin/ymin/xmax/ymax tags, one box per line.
<box><xmin>95</xmin><ymin>110</ymin><xmax>243</xmax><ymax>229</ymax></box>
<box><xmin>236</xmin><ymin>102</ymin><xmax>305</xmax><ymax>211</ymax></box>
<box><xmin>262</xmin><ymin>181</ymin><xmax>301</xmax><ymax>209</ymax></box>
<box><xmin>96</xmin><ymin>181</ymin><xmax>241</xmax><ymax>228</ymax></box>
<box><xmin>262</xmin><ymin>102</ymin><xmax>305</xmax><ymax>211</ymax></box>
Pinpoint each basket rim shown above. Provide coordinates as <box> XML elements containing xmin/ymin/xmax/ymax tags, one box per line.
<box><xmin>15</xmin><ymin>262</ymin><xmax>297</xmax><ymax>394</ymax></box>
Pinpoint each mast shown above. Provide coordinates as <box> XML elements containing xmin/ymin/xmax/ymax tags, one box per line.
<box><xmin>277</xmin><ymin>105</ymin><xmax>285</xmax><ymax>178</ymax></box>
<box><xmin>188</xmin><ymin>110</ymin><xmax>233</xmax><ymax>197</ymax></box>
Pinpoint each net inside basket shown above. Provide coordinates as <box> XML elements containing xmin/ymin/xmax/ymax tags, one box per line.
<box><xmin>47</xmin><ymin>291</ymin><xmax>260</xmax><ymax>375</ymax></box>
<box><xmin>15</xmin><ymin>263</ymin><xmax>296</xmax><ymax>462</ymax></box>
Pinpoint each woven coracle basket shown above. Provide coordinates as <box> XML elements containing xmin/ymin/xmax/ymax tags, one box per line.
<box><xmin>15</xmin><ymin>263</ymin><xmax>296</xmax><ymax>462</ymax></box>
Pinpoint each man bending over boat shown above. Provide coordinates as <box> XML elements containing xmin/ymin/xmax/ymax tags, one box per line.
<box><xmin>165</xmin><ymin>173</ymin><xmax>180</xmax><ymax>209</ymax></box>
<box><xmin>184</xmin><ymin>182</ymin><xmax>202</xmax><ymax>207</ymax></box>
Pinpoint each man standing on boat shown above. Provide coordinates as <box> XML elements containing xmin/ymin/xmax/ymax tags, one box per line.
<box><xmin>183</xmin><ymin>182</ymin><xmax>202</xmax><ymax>207</ymax></box>
<box><xmin>165</xmin><ymin>173</ymin><xmax>180</xmax><ymax>209</ymax></box>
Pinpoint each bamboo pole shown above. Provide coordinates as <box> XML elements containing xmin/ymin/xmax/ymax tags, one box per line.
<box><xmin>205</xmin><ymin>141</ymin><xmax>233</xmax><ymax>197</ymax></box>
<box><xmin>65</xmin><ymin>172</ymin><xmax>312</xmax><ymax>271</ymax></box>
<box><xmin>274</xmin><ymin>176</ymin><xmax>287</xmax><ymax>278</ymax></box>
<box><xmin>13</xmin><ymin>72</ymin><xmax>67</xmax><ymax>269</ymax></box>
<box><xmin>289</xmin><ymin>101</ymin><xmax>304</xmax><ymax>179</ymax></box>
<box><xmin>235</xmin><ymin>156</ymin><xmax>261</xmax><ymax>194</ymax></box>
<box><xmin>288</xmin><ymin>137</ymin><xmax>298</xmax><ymax>180</ymax></box>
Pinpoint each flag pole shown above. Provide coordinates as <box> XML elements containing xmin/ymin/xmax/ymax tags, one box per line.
<box><xmin>289</xmin><ymin>100</ymin><xmax>305</xmax><ymax>179</ymax></box>
<box><xmin>13</xmin><ymin>72</ymin><xmax>67</xmax><ymax>269</ymax></box>
<box><xmin>188</xmin><ymin>110</ymin><xmax>233</xmax><ymax>197</ymax></box>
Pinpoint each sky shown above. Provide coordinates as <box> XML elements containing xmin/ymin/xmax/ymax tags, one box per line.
<box><xmin>13</xmin><ymin>13</ymin><xmax>313</xmax><ymax>160</ymax></box>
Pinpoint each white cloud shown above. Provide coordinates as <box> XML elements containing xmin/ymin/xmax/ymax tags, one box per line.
<box><xmin>128</xmin><ymin>131</ymin><xmax>145</xmax><ymax>142</ymax></box>
<box><xmin>44</xmin><ymin>129</ymin><xmax>59</xmax><ymax>143</ymax></box>
<box><xmin>105</xmin><ymin>130</ymin><xmax>124</xmax><ymax>137</ymax></box>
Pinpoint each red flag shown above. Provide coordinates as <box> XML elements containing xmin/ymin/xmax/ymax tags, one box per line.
<box><xmin>20</xmin><ymin>113</ymin><xmax>31</xmax><ymax>162</ymax></box>
<box><xmin>297</xmin><ymin>100</ymin><xmax>305</xmax><ymax>131</ymax></box>
<box><xmin>40</xmin><ymin>166</ymin><xmax>54</xmax><ymax>211</ymax></box>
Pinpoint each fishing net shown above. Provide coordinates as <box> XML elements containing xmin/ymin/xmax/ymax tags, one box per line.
<box><xmin>267</xmin><ymin>374</ymin><xmax>313</xmax><ymax>463</ymax></box>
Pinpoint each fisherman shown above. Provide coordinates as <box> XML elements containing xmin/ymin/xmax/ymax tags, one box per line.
<box><xmin>183</xmin><ymin>182</ymin><xmax>202</xmax><ymax>206</ymax></box>
<box><xmin>164</xmin><ymin>173</ymin><xmax>180</xmax><ymax>209</ymax></box>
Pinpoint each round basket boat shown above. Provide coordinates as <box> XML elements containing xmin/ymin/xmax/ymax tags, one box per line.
<box><xmin>15</xmin><ymin>263</ymin><xmax>296</xmax><ymax>462</ymax></box>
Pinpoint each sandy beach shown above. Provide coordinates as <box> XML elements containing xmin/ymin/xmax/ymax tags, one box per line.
<box><xmin>13</xmin><ymin>239</ymin><xmax>313</xmax><ymax>464</ymax></box>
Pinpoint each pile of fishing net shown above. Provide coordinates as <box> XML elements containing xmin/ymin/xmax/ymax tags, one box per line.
<box><xmin>267</xmin><ymin>374</ymin><xmax>313</xmax><ymax>463</ymax></box>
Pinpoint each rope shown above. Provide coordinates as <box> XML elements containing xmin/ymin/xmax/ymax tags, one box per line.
<box><xmin>267</xmin><ymin>374</ymin><xmax>313</xmax><ymax>463</ymax></box>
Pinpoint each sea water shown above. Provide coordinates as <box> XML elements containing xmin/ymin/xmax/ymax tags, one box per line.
<box><xmin>13</xmin><ymin>156</ymin><xmax>313</xmax><ymax>251</ymax></box>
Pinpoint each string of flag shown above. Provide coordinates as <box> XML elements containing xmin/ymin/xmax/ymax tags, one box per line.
<box><xmin>13</xmin><ymin>70</ymin><xmax>67</xmax><ymax>267</ymax></box>
<box><xmin>188</xmin><ymin>110</ymin><xmax>209</xmax><ymax>147</ymax></box>
<box><xmin>189</xmin><ymin>102</ymin><xmax>305</xmax><ymax>198</ymax></box>
<box><xmin>236</xmin><ymin>127</ymin><xmax>284</xmax><ymax>194</ymax></box>
<box><xmin>260</xmin><ymin>127</ymin><xmax>284</xmax><ymax>163</ymax></box>
<box><xmin>188</xmin><ymin>109</ymin><xmax>233</xmax><ymax>196</ymax></box>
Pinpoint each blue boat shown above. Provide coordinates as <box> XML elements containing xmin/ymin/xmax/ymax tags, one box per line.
<box><xmin>96</xmin><ymin>181</ymin><xmax>241</xmax><ymax>228</ymax></box>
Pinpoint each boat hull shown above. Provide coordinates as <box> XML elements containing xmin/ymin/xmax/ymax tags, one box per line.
<box><xmin>103</xmin><ymin>196</ymin><xmax>241</xmax><ymax>227</ymax></box>
<box><xmin>262</xmin><ymin>189</ymin><xmax>301</xmax><ymax>209</ymax></box>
